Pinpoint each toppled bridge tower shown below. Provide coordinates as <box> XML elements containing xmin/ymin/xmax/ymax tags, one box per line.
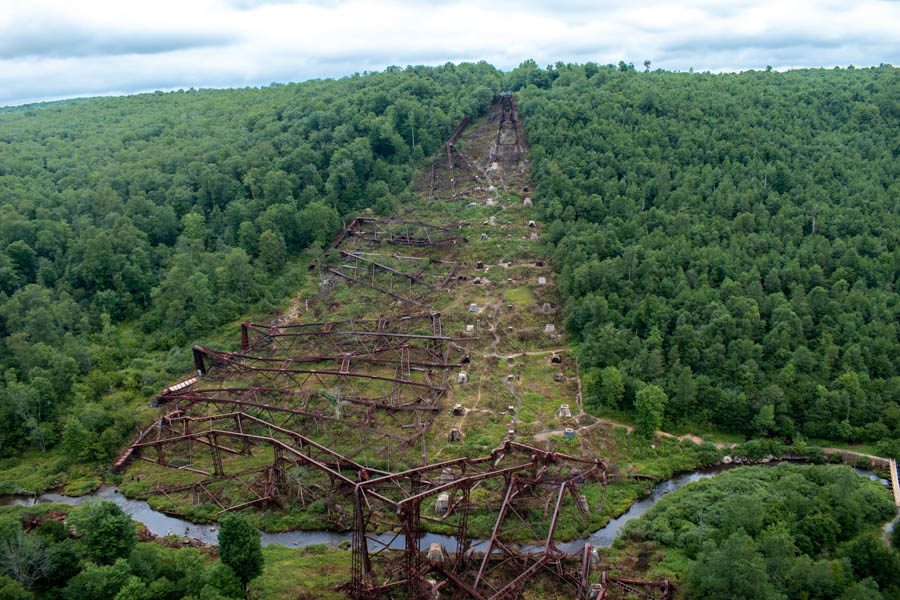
<box><xmin>114</xmin><ymin>94</ymin><xmax>673</xmax><ymax>600</ymax></box>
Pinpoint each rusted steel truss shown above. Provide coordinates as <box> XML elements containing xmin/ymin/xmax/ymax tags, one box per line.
<box><xmin>319</xmin><ymin>214</ymin><xmax>466</xmax><ymax>308</ymax></box>
<box><xmin>328</xmin><ymin>217</ymin><xmax>466</xmax><ymax>253</ymax></box>
<box><xmin>115</xmin><ymin>314</ymin><xmax>466</xmax><ymax>492</ymax></box>
<box><xmin>489</xmin><ymin>94</ymin><xmax>523</xmax><ymax>164</ymax></box>
<box><xmin>316</xmin><ymin>255</ymin><xmax>460</xmax><ymax>309</ymax></box>
<box><xmin>124</xmin><ymin>410</ymin><xmax>384</xmax><ymax>515</ymax></box>
<box><xmin>240</xmin><ymin>312</ymin><xmax>450</xmax><ymax>354</ymax></box>
<box><xmin>343</xmin><ymin>217</ymin><xmax>465</xmax><ymax>247</ymax></box>
<box><xmin>192</xmin><ymin>346</ymin><xmax>447</xmax><ymax>408</ymax></box>
<box><xmin>592</xmin><ymin>572</ymin><xmax>674</xmax><ymax>600</ymax></box>
<box><xmin>159</xmin><ymin>386</ymin><xmax>435</xmax><ymax>454</ymax></box>
<box><xmin>345</xmin><ymin>442</ymin><xmax>612</xmax><ymax>600</ymax></box>
<box><xmin>429</xmin><ymin>116</ymin><xmax>486</xmax><ymax>200</ymax></box>
<box><xmin>114</xmin><ymin>92</ymin><xmax>672</xmax><ymax>599</ymax></box>
<box><xmin>319</xmin><ymin>249</ymin><xmax>461</xmax><ymax>308</ymax></box>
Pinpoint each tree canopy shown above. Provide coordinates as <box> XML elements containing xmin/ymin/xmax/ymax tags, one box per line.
<box><xmin>217</xmin><ymin>513</ymin><xmax>263</xmax><ymax>592</ymax></box>
<box><xmin>0</xmin><ymin>62</ymin><xmax>504</xmax><ymax>465</ymax></box>
<box><xmin>624</xmin><ymin>463</ymin><xmax>899</xmax><ymax>599</ymax></box>
<box><xmin>515</xmin><ymin>62</ymin><xmax>900</xmax><ymax>444</ymax></box>
<box><xmin>68</xmin><ymin>501</ymin><xmax>136</xmax><ymax>565</ymax></box>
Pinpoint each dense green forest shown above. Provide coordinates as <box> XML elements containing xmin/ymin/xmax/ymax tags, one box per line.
<box><xmin>1</xmin><ymin>57</ymin><xmax>899</xmax><ymax>600</ymax></box>
<box><xmin>0</xmin><ymin>63</ymin><xmax>502</xmax><ymax>467</ymax></box>
<box><xmin>3</xmin><ymin>61</ymin><xmax>898</xmax><ymax>473</ymax></box>
<box><xmin>623</xmin><ymin>464</ymin><xmax>900</xmax><ymax>599</ymax></box>
<box><xmin>0</xmin><ymin>500</ymin><xmax>299</xmax><ymax>600</ymax></box>
<box><xmin>514</xmin><ymin>62</ymin><xmax>900</xmax><ymax>446</ymax></box>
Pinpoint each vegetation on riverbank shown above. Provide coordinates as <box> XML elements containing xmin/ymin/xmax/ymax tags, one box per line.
<box><xmin>0</xmin><ymin>500</ymin><xmax>350</xmax><ymax>599</ymax></box>
<box><xmin>619</xmin><ymin>463</ymin><xmax>899</xmax><ymax>599</ymax></box>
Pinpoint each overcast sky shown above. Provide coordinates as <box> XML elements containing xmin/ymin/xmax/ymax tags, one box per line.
<box><xmin>2</xmin><ymin>0</ymin><xmax>898</xmax><ymax>107</ymax></box>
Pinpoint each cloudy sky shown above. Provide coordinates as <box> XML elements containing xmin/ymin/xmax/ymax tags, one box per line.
<box><xmin>2</xmin><ymin>0</ymin><xmax>898</xmax><ymax>106</ymax></box>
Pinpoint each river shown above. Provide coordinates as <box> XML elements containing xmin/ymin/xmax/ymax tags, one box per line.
<box><xmin>1</xmin><ymin>464</ymin><xmax>891</xmax><ymax>551</ymax></box>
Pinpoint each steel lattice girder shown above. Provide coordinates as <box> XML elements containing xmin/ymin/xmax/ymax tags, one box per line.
<box><xmin>319</xmin><ymin>256</ymin><xmax>457</xmax><ymax>308</ymax></box>
<box><xmin>329</xmin><ymin>217</ymin><xmax>466</xmax><ymax>252</ymax></box>
<box><xmin>129</xmin><ymin>411</ymin><xmax>375</xmax><ymax>479</ymax></box>
<box><xmin>319</xmin><ymin>215</ymin><xmax>466</xmax><ymax>306</ymax></box>
<box><xmin>595</xmin><ymin>572</ymin><xmax>674</xmax><ymax>600</ymax></box>
<box><xmin>345</xmin><ymin>442</ymin><xmax>608</xmax><ymax>599</ymax></box>
<box><xmin>114</xmin><ymin>314</ymin><xmax>467</xmax><ymax>497</ymax></box>
<box><xmin>191</xmin><ymin>346</ymin><xmax>447</xmax><ymax>409</ymax></box>
<box><xmin>490</xmin><ymin>94</ymin><xmax>524</xmax><ymax>164</ymax></box>
<box><xmin>240</xmin><ymin>312</ymin><xmax>452</xmax><ymax>354</ymax></box>
<box><xmin>343</xmin><ymin>218</ymin><xmax>466</xmax><ymax>247</ymax></box>
<box><xmin>126</xmin><ymin>412</ymin><xmax>386</xmax><ymax>514</ymax></box>
<box><xmin>153</xmin><ymin>387</ymin><xmax>437</xmax><ymax>469</ymax></box>
<box><xmin>429</xmin><ymin>116</ymin><xmax>484</xmax><ymax>200</ymax></box>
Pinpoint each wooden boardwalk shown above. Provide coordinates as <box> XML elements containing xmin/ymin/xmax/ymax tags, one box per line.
<box><xmin>889</xmin><ymin>459</ymin><xmax>900</xmax><ymax>507</ymax></box>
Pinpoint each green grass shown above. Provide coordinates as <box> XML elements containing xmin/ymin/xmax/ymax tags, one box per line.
<box><xmin>0</xmin><ymin>501</ymin><xmax>75</xmax><ymax>522</ymax></box>
<box><xmin>250</xmin><ymin>545</ymin><xmax>350</xmax><ymax>600</ymax></box>
<box><xmin>64</xmin><ymin>477</ymin><xmax>102</xmax><ymax>496</ymax></box>
<box><xmin>807</xmin><ymin>439</ymin><xmax>881</xmax><ymax>455</ymax></box>
<box><xmin>0</xmin><ymin>449</ymin><xmax>79</xmax><ymax>494</ymax></box>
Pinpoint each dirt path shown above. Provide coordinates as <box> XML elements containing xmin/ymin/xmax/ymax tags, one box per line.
<box><xmin>532</xmin><ymin>416</ymin><xmax>732</xmax><ymax>448</ymax></box>
<box><xmin>458</xmin><ymin>383</ymin><xmax>484</xmax><ymax>433</ymax></box>
<box><xmin>481</xmin><ymin>348</ymin><xmax>569</xmax><ymax>360</ymax></box>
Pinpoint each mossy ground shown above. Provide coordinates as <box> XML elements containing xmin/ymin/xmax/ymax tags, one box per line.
<box><xmin>251</xmin><ymin>544</ymin><xmax>350</xmax><ymax>600</ymax></box>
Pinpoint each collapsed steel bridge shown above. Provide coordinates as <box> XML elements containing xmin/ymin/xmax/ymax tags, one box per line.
<box><xmin>115</xmin><ymin>97</ymin><xmax>672</xmax><ymax>598</ymax></box>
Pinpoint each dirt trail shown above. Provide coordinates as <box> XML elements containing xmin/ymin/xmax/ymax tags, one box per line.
<box><xmin>481</xmin><ymin>348</ymin><xmax>569</xmax><ymax>360</ymax></box>
<box><xmin>533</xmin><ymin>417</ymin><xmax>729</xmax><ymax>447</ymax></box>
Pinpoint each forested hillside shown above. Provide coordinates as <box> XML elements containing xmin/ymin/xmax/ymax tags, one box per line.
<box><xmin>2</xmin><ymin>60</ymin><xmax>898</xmax><ymax>478</ymax></box>
<box><xmin>515</xmin><ymin>62</ymin><xmax>900</xmax><ymax>446</ymax></box>
<box><xmin>0</xmin><ymin>63</ymin><xmax>502</xmax><ymax>465</ymax></box>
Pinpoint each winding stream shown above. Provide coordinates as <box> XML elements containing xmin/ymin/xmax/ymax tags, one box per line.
<box><xmin>1</xmin><ymin>464</ymin><xmax>891</xmax><ymax>551</ymax></box>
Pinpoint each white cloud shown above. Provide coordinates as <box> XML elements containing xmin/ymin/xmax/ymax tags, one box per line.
<box><xmin>1</xmin><ymin>0</ymin><xmax>898</xmax><ymax>106</ymax></box>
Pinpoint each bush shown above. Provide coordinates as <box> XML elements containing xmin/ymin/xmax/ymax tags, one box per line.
<box><xmin>34</xmin><ymin>519</ymin><xmax>68</xmax><ymax>543</ymax></box>
<box><xmin>0</xmin><ymin>515</ymin><xmax>22</xmax><ymax>542</ymax></box>
<box><xmin>697</xmin><ymin>442</ymin><xmax>721</xmax><ymax>466</ymax></box>
<box><xmin>203</xmin><ymin>563</ymin><xmax>243</xmax><ymax>599</ymax></box>
<box><xmin>69</xmin><ymin>500</ymin><xmax>137</xmax><ymax>565</ymax></box>
<box><xmin>806</xmin><ymin>447</ymin><xmax>826</xmax><ymax>464</ymax></box>
<box><xmin>0</xmin><ymin>575</ymin><xmax>33</xmax><ymax>600</ymax></box>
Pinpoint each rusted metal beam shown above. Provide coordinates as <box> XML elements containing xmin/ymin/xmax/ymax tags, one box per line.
<box><xmin>323</xmin><ymin>266</ymin><xmax>428</xmax><ymax>308</ymax></box>
<box><xmin>487</xmin><ymin>556</ymin><xmax>547</xmax><ymax>600</ymax></box>
<box><xmin>355</xmin><ymin>218</ymin><xmax>461</xmax><ymax>232</ymax></box>
<box><xmin>194</xmin><ymin>346</ymin><xmax>446</xmax><ymax>391</ymax></box>
<box><xmin>160</xmin><ymin>387</ymin><xmax>441</xmax><ymax>412</ymax></box>
<box><xmin>447</xmin><ymin>116</ymin><xmax>471</xmax><ymax>146</ymax></box>
<box><xmin>474</xmin><ymin>474</ymin><xmax>519</xmax><ymax>589</ymax></box>
<box><xmin>217</xmin><ymin>496</ymin><xmax>273</xmax><ymax>514</ymax></box>
<box><xmin>339</xmin><ymin>251</ymin><xmax>437</xmax><ymax>289</ymax></box>
<box><xmin>198</xmin><ymin>347</ymin><xmax>459</xmax><ymax>370</ymax></box>
<box><xmin>450</xmin><ymin>143</ymin><xmax>485</xmax><ymax>182</ymax></box>
<box><xmin>174</xmin><ymin>396</ymin><xmax>419</xmax><ymax>442</ymax></box>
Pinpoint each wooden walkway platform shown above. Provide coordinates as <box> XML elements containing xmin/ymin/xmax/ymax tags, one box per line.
<box><xmin>889</xmin><ymin>459</ymin><xmax>900</xmax><ymax>507</ymax></box>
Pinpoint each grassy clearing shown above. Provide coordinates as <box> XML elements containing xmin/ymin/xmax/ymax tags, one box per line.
<box><xmin>251</xmin><ymin>544</ymin><xmax>350</xmax><ymax>600</ymax></box>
